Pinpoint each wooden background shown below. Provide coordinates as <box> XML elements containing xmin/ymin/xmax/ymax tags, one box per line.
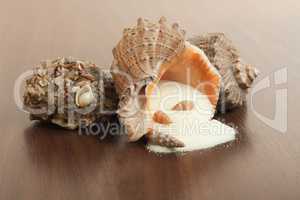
<box><xmin>0</xmin><ymin>0</ymin><xmax>299</xmax><ymax>199</ymax></box>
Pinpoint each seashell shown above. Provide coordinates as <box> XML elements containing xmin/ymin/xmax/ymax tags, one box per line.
<box><xmin>146</xmin><ymin>129</ymin><xmax>185</xmax><ymax>148</ymax></box>
<box><xmin>23</xmin><ymin>57</ymin><xmax>119</xmax><ymax>129</ymax></box>
<box><xmin>171</xmin><ymin>100</ymin><xmax>194</xmax><ymax>111</ymax></box>
<box><xmin>75</xmin><ymin>85</ymin><xmax>95</xmax><ymax>108</ymax></box>
<box><xmin>188</xmin><ymin>33</ymin><xmax>259</xmax><ymax>111</ymax></box>
<box><xmin>152</xmin><ymin>110</ymin><xmax>173</xmax><ymax>124</ymax></box>
<box><xmin>111</xmin><ymin>17</ymin><xmax>221</xmax><ymax>143</ymax></box>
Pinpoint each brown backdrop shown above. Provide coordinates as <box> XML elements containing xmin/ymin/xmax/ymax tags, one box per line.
<box><xmin>0</xmin><ymin>0</ymin><xmax>299</xmax><ymax>199</ymax></box>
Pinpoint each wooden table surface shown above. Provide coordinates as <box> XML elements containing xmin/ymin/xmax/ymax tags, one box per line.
<box><xmin>0</xmin><ymin>0</ymin><xmax>299</xmax><ymax>199</ymax></box>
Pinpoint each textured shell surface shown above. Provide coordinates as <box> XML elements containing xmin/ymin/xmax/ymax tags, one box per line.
<box><xmin>111</xmin><ymin>18</ymin><xmax>221</xmax><ymax>142</ymax></box>
<box><xmin>189</xmin><ymin>33</ymin><xmax>259</xmax><ymax>111</ymax></box>
<box><xmin>24</xmin><ymin>57</ymin><xmax>118</xmax><ymax>129</ymax></box>
<box><xmin>111</xmin><ymin>17</ymin><xmax>186</xmax><ymax>94</ymax></box>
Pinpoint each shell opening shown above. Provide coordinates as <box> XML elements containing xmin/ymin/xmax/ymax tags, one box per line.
<box><xmin>75</xmin><ymin>85</ymin><xmax>95</xmax><ymax>108</ymax></box>
<box><xmin>145</xmin><ymin>43</ymin><xmax>221</xmax><ymax>110</ymax></box>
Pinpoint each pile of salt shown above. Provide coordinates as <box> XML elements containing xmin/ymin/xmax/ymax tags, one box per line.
<box><xmin>146</xmin><ymin>81</ymin><xmax>236</xmax><ymax>153</ymax></box>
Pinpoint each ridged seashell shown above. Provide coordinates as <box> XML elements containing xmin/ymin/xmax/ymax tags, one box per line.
<box><xmin>189</xmin><ymin>33</ymin><xmax>259</xmax><ymax>111</ymax></box>
<box><xmin>23</xmin><ymin>57</ymin><xmax>118</xmax><ymax>129</ymax></box>
<box><xmin>111</xmin><ymin>17</ymin><xmax>221</xmax><ymax>142</ymax></box>
<box><xmin>111</xmin><ymin>16</ymin><xmax>186</xmax><ymax>94</ymax></box>
<box><xmin>75</xmin><ymin>85</ymin><xmax>95</xmax><ymax>108</ymax></box>
<box><xmin>146</xmin><ymin>129</ymin><xmax>185</xmax><ymax>148</ymax></box>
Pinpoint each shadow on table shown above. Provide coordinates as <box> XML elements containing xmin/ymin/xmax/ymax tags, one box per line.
<box><xmin>23</xmin><ymin>120</ymin><xmax>139</xmax><ymax>170</ymax></box>
<box><xmin>114</xmin><ymin>107</ymin><xmax>253</xmax><ymax>199</ymax></box>
<box><xmin>22</xmin><ymin>107</ymin><xmax>251</xmax><ymax>192</ymax></box>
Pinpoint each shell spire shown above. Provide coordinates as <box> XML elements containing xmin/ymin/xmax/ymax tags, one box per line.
<box><xmin>146</xmin><ymin>129</ymin><xmax>185</xmax><ymax>148</ymax></box>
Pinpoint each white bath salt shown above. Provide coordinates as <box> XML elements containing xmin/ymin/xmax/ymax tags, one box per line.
<box><xmin>146</xmin><ymin>81</ymin><xmax>236</xmax><ymax>153</ymax></box>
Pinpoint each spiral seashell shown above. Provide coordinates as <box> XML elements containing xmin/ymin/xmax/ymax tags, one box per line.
<box><xmin>111</xmin><ymin>17</ymin><xmax>221</xmax><ymax>143</ymax></box>
<box><xmin>23</xmin><ymin>57</ymin><xmax>119</xmax><ymax>129</ymax></box>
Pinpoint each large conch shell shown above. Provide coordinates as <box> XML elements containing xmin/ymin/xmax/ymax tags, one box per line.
<box><xmin>111</xmin><ymin>17</ymin><xmax>221</xmax><ymax>144</ymax></box>
<box><xmin>189</xmin><ymin>33</ymin><xmax>259</xmax><ymax>111</ymax></box>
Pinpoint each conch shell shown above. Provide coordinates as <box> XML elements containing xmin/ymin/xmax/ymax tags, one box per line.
<box><xmin>189</xmin><ymin>33</ymin><xmax>259</xmax><ymax>111</ymax></box>
<box><xmin>111</xmin><ymin>17</ymin><xmax>221</xmax><ymax>144</ymax></box>
<box><xmin>23</xmin><ymin>57</ymin><xmax>118</xmax><ymax>129</ymax></box>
